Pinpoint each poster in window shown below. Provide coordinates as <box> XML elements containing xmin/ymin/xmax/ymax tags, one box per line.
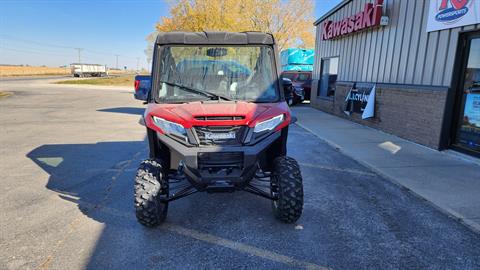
<box><xmin>343</xmin><ymin>84</ymin><xmax>376</xmax><ymax>119</ymax></box>
<box><xmin>458</xmin><ymin>93</ymin><xmax>480</xmax><ymax>150</ymax></box>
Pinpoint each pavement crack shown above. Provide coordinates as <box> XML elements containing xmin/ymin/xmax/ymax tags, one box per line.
<box><xmin>96</xmin><ymin>151</ymin><xmax>142</xmax><ymax>209</ymax></box>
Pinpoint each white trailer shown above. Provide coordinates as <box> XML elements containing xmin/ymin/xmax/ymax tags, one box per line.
<box><xmin>70</xmin><ymin>63</ymin><xmax>108</xmax><ymax>77</ymax></box>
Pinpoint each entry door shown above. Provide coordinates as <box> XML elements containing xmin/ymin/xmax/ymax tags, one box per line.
<box><xmin>452</xmin><ymin>33</ymin><xmax>480</xmax><ymax>156</ymax></box>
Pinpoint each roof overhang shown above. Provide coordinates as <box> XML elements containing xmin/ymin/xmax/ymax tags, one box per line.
<box><xmin>155</xmin><ymin>31</ymin><xmax>275</xmax><ymax>45</ymax></box>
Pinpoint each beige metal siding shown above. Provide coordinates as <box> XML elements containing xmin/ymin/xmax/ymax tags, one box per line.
<box><xmin>313</xmin><ymin>0</ymin><xmax>480</xmax><ymax>87</ymax></box>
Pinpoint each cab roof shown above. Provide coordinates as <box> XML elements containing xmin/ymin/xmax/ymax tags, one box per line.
<box><xmin>155</xmin><ymin>31</ymin><xmax>275</xmax><ymax>45</ymax></box>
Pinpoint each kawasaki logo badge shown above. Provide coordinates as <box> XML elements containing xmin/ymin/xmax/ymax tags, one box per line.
<box><xmin>205</xmin><ymin>132</ymin><xmax>236</xmax><ymax>140</ymax></box>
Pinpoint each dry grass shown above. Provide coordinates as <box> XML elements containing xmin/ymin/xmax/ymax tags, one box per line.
<box><xmin>108</xmin><ymin>69</ymin><xmax>131</xmax><ymax>75</ymax></box>
<box><xmin>0</xmin><ymin>65</ymin><xmax>70</xmax><ymax>77</ymax></box>
<box><xmin>55</xmin><ymin>75</ymin><xmax>135</xmax><ymax>86</ymax></box>
<box><xmin>0</xmin><ymin>91</ymin><xmax>13</xmax><ymax>99</ymax></box>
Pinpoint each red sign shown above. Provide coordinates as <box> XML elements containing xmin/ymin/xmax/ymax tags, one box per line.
<box><xmin>322</xmin><ymin>0</ymin><xmax>384</xmax><ymax>40</ymax></box>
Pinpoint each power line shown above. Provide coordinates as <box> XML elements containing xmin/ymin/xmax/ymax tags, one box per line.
<box><xmin>0</xmin><ymin>34</ymin><xmax>73</xmax><ymax>49</ymax></box>
<box><xmin>1</xmin><ymin>34</ymin><xmax>139</xmax><ymax>59</ymax></box>
<box><xmin>0</xmin><ymin>46</ymin><xmax>73</xmax><ymax>57</ymax></box>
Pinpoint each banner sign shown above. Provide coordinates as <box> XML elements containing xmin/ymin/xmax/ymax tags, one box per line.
<box><xmin>322</xmin><ymin>0</ymin><xmax>384</xmax><ymax>40</ymax></box>
<box><xmin>343</xmin><ymin>84</ymin><xmax>376</xmax><ymax>119</ymax></box>
<box><xmin>427</xmin><ymin>0</ymin><xmax>480</xmax><ymax>32</ymax></box>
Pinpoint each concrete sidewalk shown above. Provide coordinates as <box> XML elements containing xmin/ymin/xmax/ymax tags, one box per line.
<box><xmin>292</xmin><ymin>105</ymin><xmax>480</xmax><ymax>233</ymax></box>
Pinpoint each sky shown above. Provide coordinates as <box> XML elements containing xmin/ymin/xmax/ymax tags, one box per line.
<box><xmin>0</xmin><ymin>0</ymin><xmax>341</xmax><ymax>69</ymax></box>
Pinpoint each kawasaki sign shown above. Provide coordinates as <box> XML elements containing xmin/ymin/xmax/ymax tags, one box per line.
<box><xmin>322</xmin><ymin>0</ymin><xmax>384</xmax><ymax>40</ymax></box>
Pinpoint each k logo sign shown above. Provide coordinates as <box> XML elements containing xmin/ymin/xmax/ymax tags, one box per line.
<box><xmin>436</xmin><ymin>0</ymin><xmax>470</xmax><ymax>23</ymax></box>
<box><xmin>427</xmin><ymin>0</ymin><xmax>479</xmax><ymax>32</ymax></box>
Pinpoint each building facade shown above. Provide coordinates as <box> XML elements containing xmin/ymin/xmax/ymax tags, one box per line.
<box><xmin>311</xmin><ymin>0</ymin><xmax>480</xmax><ymax>157</ymax></box>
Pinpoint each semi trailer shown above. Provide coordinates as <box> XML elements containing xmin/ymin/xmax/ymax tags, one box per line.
<box><xmin>70</xmin><ymin>63</ymin><xmax>108</xmax><ymax>77</ymax></box>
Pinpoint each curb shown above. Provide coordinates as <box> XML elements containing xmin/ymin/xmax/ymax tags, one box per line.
<box><xmin>295</xmin><ymin>121</ymin><xmax>480</xmax><ymax>235</ymax></box>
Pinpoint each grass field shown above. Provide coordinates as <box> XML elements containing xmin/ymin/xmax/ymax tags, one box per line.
<box><xmin>55</xmin><ymin>75</ymin><xmax>135</xmax><ymax>86</ymax></box>
<box><xmin>0</xmin><ymin>65</ymin><xmax>132</xmax><ymax>77</ymax></box>
<box><xmin>0</xmin><ymin>65</ymin><xmax>70</xmax><ymax>77</ymax></box>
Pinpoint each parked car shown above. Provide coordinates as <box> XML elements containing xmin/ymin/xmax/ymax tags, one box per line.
<box><xmin>134</xmin><ymin>31</ymin><xmax>304</xmax><ymax>227</ymax></box>
<box><xmin>134</xmin><ymin>75</ymin><xmax>151</xmax><ymax>101</ymax></box>
<box><xmin>282</xmin><ymin>71</ymin><xmax>312</xmax><ymax>101</ymax></box>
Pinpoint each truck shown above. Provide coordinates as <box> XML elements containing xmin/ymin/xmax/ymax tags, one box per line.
<box><xmin>282</xmin><ymin>70</ymin><xmax>312</xmax><ymax>102</ymax></box>
<box><xmin>280</xmin><ymin>49</ymin><xmax>314</xmax><ymax>102</ymax></box>
<box><xmin>70</xmin><ymin>63</ymin><xmax>108</xmax><ymax>77</ymax></box>
<box><xmin>134</xmin><ymin>31</ymin><xmax>304</xmax><ymax>227</ymax></box>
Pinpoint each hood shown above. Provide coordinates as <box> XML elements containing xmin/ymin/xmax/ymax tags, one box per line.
<box><xmin>145</xmin><ymin>101</ymin><xmax>291</xmax><ymax>129</ymax></box>
<box><xmin>292</xmin><ymin>81</ymin><xmax>310</xmax><ymax>88</ymax></box>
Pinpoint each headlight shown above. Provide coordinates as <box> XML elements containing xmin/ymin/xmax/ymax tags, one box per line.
<box><xmin>254</xmin><ymin>114</ymin><xmax>284</xmax><ymax>133</ymax></box>
<box><xmin>152</xmin><ymin>116</ymin><xmax>187</xmax><ymax>138</ymax></box>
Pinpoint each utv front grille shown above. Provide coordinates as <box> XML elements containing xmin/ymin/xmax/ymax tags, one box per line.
<box><xmin>193</xmin><ymin>125</ymin><xmax>246</xmax><ymax>146</ymax></box>
<box><xmin>194</xmin><ymin>116</ymin><xmax>245</xmax><ymax>121</ymax></box>
<box><xmin>198</xmin><ymin>152</ymin><xmax>244</xmax><ymax>169</ymax></box>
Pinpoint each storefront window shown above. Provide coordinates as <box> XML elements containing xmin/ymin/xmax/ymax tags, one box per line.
<box><xmin>454</xmin><ymin>37</ymin><xmax>480</xmax><ymax>155</ymax></box>
<box><xmin>318</xmin><ymin>57</ymin><xmax>338</xmax><ymax>97</ymax></box>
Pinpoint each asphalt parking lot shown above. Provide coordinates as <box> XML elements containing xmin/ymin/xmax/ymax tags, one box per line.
<box><xmin>1</xmin><ymin>77</ymin><xmax>480</xmax><ymax>270</ymax></box>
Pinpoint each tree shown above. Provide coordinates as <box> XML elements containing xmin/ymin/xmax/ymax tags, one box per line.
<box><xmin>145</xmin><ymin>0</ymin><xmax>314</xmax><ymax>62</ymax></box>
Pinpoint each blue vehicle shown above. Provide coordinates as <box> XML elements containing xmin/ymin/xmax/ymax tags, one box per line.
<box><xmin>134</xmin><ymin>75</ymin><xmax>151</xmax><ymax>101</ymax></box>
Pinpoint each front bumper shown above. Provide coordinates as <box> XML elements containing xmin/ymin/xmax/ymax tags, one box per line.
<box><xmin>157</xmin><ymin>130</ymin><xmax>281</xmax><ymax>187</ymax></box>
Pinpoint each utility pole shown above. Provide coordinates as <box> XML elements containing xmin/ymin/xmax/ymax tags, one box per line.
<box><xmin>136</xmin><ymin>57</ymin><xmax>140</xmax><ymax>72</ymax></box>
<box><xmin>115</xmin><ymin>54</ymin><xmax>119</xmax><ymax>69</ymax></box>
<box><xmin>74</xmin><ymin>48</ymin><xmax>83</xmax><ymax>63</ymax></box>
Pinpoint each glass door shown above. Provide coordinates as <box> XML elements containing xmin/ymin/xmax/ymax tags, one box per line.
<box><xmin>453</xmin><ymin>34</ymin><xmax>480</xmax><ymax>156</ymax></box>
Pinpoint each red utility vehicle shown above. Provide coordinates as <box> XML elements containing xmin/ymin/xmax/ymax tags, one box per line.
<box><xmin>135</xmin><ymin>32</ymin><xmax>303</xmax><ymax>227</ymax></box>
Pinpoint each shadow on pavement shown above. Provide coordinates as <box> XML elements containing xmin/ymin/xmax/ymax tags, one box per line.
<box><xmin>97</xmin><ymin>107</ymin><xmax>145</xmax><ymax>115</ymax></box>
<box><xmin>27</xmin><ymin>141</ymin><xmax>145</xmax><ymax>223</ymax></box>
<box><xmin>26</xmin><ymin>139</ymin><xmax>323</xmax><ymax>269</ymax></box>
<box><xmin>25</xmin><ymin>128</ymin><xmax>480</xmax><ymax>269</ymax></box>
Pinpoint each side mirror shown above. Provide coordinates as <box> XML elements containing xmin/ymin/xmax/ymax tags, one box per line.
<box><xmin>281</xmin><ymin>77</ymin><xmax>293</xmax><ymax>87</ymax></box>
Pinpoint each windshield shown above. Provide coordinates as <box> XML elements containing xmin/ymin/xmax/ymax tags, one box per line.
<box><xmin>155</xmin><ymin>46</ymin><xmax>279</xmax><ymax>103</ymax></box>
<box><xmin>282</xmin><ymin>72</ymin><xmax>311</xmax><ymax>82</ymax></box>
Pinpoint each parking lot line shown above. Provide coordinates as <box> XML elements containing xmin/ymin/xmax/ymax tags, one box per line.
<box><xmin>298</xmin><ymin>162</ymin><xmax>376</xmax><ymax>177</ymax></box>
<box><xmin>163</xmin><ymin>224</ymin><xmax>330</xmax><ymax>270</ymax></box>
<box><xmin>44</xmin><ymin>195</ymin><xmax>330</xmax><ymax>270</ymax></box>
